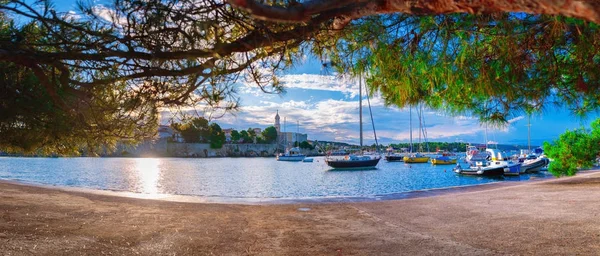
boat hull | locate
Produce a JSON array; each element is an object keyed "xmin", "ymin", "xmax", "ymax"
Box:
[
  {"xmin": 454, "ymin": 166, "xmax": 505, "ymax": 176},
  {"xmin": 385, "ymin": 155, "xmax": 404, "ymax": 162},
  {"xmin": 326, "ymin": 158, "xmax": 381, "ymax": 169},
  {"xmin": 403, "ymin": 156, "xmax": 430, "ymax": 163},
  {"xmin": 503, "ymin": 163, "xmax": 522, "ymax": 176},
  {"xmin": 431, "ymin": 158, "xmax": 457, "ymax": 165},
  {"xmin": 276, "ymin": 155, "xmax": 305, "ymax": 161},
  {"xmin": 522, "ymin": 158, "xmax": 549, "ymax": 173}
]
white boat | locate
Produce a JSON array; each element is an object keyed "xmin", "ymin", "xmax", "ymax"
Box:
[
  {"xmin": 518, "ymin": 117, "xmax": 550, "ymax": 173},
  {"xmin": 482, "ymin": 148, "xmax": 522, "ymax": 175},
  {"xmin": 302, "ymin": 157, "xmax": 314, "ymax": 162},
  {"xmin": 453, "ymin": 161, "xmax": 505, "ymax": 176},
  {"xmin": 466, "ymin": 145, "xmax": 489, "ymax": 163},
  {"xmin": 521, "ymin": 156, "xmax": 550, "ymax": 173},
  {"xmin": 276, "ymin": 147, "xmax": 306, "ymax": 161}
]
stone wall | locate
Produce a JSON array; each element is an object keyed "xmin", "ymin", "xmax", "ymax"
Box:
[
  {"xmin": 113, "ymin": 140, "xmax": 321, "ymax": 157},
  {"xmin": 166, "ymin": 143, "xmax": 279, "ymax": 157}
]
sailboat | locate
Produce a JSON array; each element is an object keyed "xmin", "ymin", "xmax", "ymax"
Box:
[
  {"xmin": 403, "ymin": 105, "xmax": 430, "ymax": 163},
  {"xmin": 520, "ymin": 115, "xmax": 549, "ymax": 173},
  {"xmin": 325, "ymin": 73, "xmax": 381, "ymax": 169}
]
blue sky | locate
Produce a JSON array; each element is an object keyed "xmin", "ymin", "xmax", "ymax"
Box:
[
  {"xmin": 28, "ymin": 0, "xmax": 600, "ymax": 146},
  {"xmin": 206, "ymin": 57, "xmax": 597, "ymax": 147}
]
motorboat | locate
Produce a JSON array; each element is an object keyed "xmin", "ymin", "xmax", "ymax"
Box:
[
  {"xmin": 385, "ymin": 153, "xmax": 404, "ymax": 162},
  {"xmin": 431, "ymin": 151, "xmax": 457, "ymax": 165},
  {"xmin": 453, "ymin": 161, "xmax": 505, "ymax": 176},
  {"xmin": 521, "ymin": 156, "xmax": 550, "ymax": 173},
  {"xmin": 466, "ymin": 145, "xmax": 489, "ymax": 163},
  {"xmin": 431, "ymin": 156, "xmax": 457, "ymax": 165},
  {"xmin": 384, "ymin": 147, "xmax": 404, "ymax": 162},
  {"xmin": 484, "ymin": 148, "xmax": 522, "ymax": 175},
  {"xmin": 276, "ymin": 147, "xmax": 306, "ymax": 161},
  {"xmin": 302, "ymin": 157, "xmax": 314, "ymax": 162}
]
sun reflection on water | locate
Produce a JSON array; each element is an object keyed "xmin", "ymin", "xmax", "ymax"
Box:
[{"xmin": 133, "ymin": 158, "xmax": 161, "ymax": 194}]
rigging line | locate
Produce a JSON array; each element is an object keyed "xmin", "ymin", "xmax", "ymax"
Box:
[
  {"xmin": 420, "ymin": 104, "xmax": 430, "ymax": 153},
  {"xmin": 364, "ymin": 76, "xmax": 379, "ymax": 151},
  {"xmin": 417, "ymin": 103, "xmax": 422, "ymax": 151}
]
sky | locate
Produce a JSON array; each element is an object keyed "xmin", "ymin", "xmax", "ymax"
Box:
[
  {"xmin": 25, "ymin": 0, "xmax": 600, "ymax": 146},
  {"xmin": 187, "ymin": 56, "xmax": 597, "ymax": 147}
]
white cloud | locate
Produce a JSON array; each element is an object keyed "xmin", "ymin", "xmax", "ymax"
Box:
[
  {"xmin": 507, "ymin": 116, "xmax": 525, "ymax": 124},
  {"xmin": 92, "ymin": 5, "xmax": 127, "ymax": 27}
]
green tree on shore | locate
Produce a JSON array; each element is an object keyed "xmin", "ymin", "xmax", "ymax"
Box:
[
  {"xmin": 299, "ymin": 141, "xmax": 314, "ymax": 150},
  {"xmin": 239, "ymin": 130, "xmax": 252, "ymax": 144},
  {"xmin": 544, "ymin": 119, "xmax": 600, "ymax": 177},
  {"xmin": 230, "ymin": 130, "xmax": 241, "ymax": 143},
  {"xmin": 208, "ymin": 123, "xmax": 226, "ymax": 149},
  {"xmin": 261, "ymin": 126, "xmax": 278, "ymax": 144},
  {"xmin": 171, "ymin": 118, "xmax": 210, "ymax": 143}
]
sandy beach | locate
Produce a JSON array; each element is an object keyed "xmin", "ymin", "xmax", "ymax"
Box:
[{"xmin": 2, "ymin": 171, "xmax": 600, "ymax": 255}]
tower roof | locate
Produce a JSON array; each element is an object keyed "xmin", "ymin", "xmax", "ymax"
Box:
[{"xmin": 275, "ymin": 110, "xmax": 280, "ymax": 119}]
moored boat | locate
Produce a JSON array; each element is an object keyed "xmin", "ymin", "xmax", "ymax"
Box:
[
  {"xmin": 403, "ymin": 153, "xmax": 430, "ymax": 163},
  {"xmin": 453, "ymin": 162, "xmax": 505, "ymax": 176},
  {"xmin": 325, "ymin": 72, "xmax": 380, "ymax": 170},
  {"xmin": 276, "ymin": 147, "xmax": 306, "ymax": 161},
  {"xmin": 385, "ymin": 154, "xmax": 404, "ymax": 162},
  {"xmin": 431, "ymin": 156, "xmax": 457, "ymax": 165},
  {"xmin": 326, "ymin": 155, "xmax": 381, "ymax": 169},
  {"xmin": 521, "ymin": 157, "xmax": 549, "ymax": 173},
  {"xmin": 485, "ymin": 148, "xmax": 522, "ymax": 175},
  {"xmin": 466, "ymin": 145, "xmax": 489, "ymax": 163}
]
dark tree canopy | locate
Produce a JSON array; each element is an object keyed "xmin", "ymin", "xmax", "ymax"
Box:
[
  {"xmin": 2, "ymin": 0, "xmax": 600, "ymax": 154},
  {"xmin": 230, "ymin": 130, "xmax": 241, "ymax": 143},
  {"xmin": 261, "ymin": 126, "xmax": 277, "ymax": 144},
  {"xmin": 171, "ymin": 117, "xmax": 210, "ymax": 143},
  {"xmin": 208, "ymin": 123, "xmax": 225, "ymax": 148}
]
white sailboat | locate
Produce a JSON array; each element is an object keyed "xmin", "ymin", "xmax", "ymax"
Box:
[{"xmin": 521, "ymin": 115, "xmax": 549, "ymax": 173}]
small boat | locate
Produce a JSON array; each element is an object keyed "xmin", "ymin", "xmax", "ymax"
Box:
[
  {"xmin": 521, "ymin": 157, "xmax": 550, "ymax": 173},
  {"xmin": 403, "ymin": 153, "xmax": 430, "ymax": 163},
  {"xmin": 385, "ymin": 154, "xmax": 404, "ymax": 162},
  {"xmin": 302, "ymin": 157, "xmax": 314, "ymax": 162},
  {"xmin": 431, "ymin": 156, "xmax": 457, "ymax": 165},
  {"xmin": 326, "ymin": 154, "xmax": 381, "ymax": 169},
  {"xmin": 276, "ymin": 147, "xmax": 306, "ymax": 161},
  {"xmin": 453, "ymin": 161, "xmax": 505, "ymax": 176},
  {"xmin": 384, "ymin": 147, "xmax": 404, "ymax": 162}
]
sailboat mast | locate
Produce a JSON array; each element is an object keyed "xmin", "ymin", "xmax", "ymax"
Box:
[
  {"xmin": 284, "ymin": 116, "xmax": 287, "ymax": 148},
  {"xmin": 528, "ymin": 115, "xmax": 531, "ymax": 152},
  {"xmin": 409, "ymin": 107, "xmax": 413, "ymax": 153},
  {"xmin": 485, "ymin": 123, "xmax": 488, "ymax": 146},
  {"xmin": 359, "ymin": 73, "xmax": 363, "ymax": 150}
]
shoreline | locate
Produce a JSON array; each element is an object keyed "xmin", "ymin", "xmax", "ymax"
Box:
[
  {"xmin": 2, "ymin": 170, "xmax": 600, "ymax": 254},
  {"xmin": 0, "ymin": 169, "xmax": 569, "ymax": 205}
]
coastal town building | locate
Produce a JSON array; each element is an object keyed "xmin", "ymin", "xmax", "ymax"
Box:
[
  {"xmin": 223, "ymin": 128, "xmax": 233, "ymax": 142},
  {"xmin": 158, "ymin": 125, "xmax": 183, "ymax": 142},
  {"xmin": 274, "ymin": 111, "xmax": 308, "ymax": 148}
]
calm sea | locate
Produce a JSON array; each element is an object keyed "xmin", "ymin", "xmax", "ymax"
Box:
[{"xmin": 0, "ymin": 157, "xmax": 551, "ymax": 200}]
